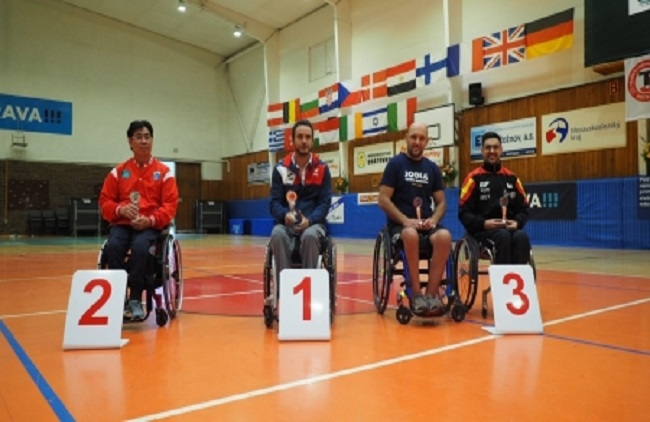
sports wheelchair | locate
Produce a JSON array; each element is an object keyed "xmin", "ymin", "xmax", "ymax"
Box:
[
  {"xmin": 262, "ymin": 232, "xmax": 337, "ymax": 328},
  {"xmin": 371, "ymin": 226, "xmax": 467, "ymax": 325},
  {"xmin": 453, "ymin": 234, "xmax": 536, "ymax": 318},
  {"xmin": 97, "ymin": 226, "xmax": 183, "ymax": 327}
]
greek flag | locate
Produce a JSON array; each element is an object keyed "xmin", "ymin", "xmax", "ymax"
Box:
[{"xmin": 269, "ymin": 129, "xmax": 284, "ymax": 152}]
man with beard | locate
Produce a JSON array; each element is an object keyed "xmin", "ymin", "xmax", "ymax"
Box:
[
  {"xmin": 269, "ymin": 119, "xmax": 333, "ymax": 279},
  {"xmin": 378, "ymin": 122, "xmax": 452, "ymax": 316},
  {"xmin": 459, "ymin": 131, "xmax": 530, "ymax": 264},
  {"xmin": 99, "ymin": 120, "xmax": 179, "ymax": 321}
]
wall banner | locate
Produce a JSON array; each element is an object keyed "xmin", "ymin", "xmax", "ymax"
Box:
[
  {"xmin": 541, "ymin": 103, "xmax": 626, "ymax": 155},
  {"xmin": 470, "ymin": 118, "xmax": 537, "ymax": 161}
]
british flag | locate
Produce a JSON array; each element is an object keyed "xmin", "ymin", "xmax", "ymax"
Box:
[{"xmin": 473, "ymin": 25, "xmax": 526, "ymax": 71}]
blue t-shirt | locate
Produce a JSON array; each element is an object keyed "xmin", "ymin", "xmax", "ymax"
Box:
[{"xmin": 380, "ymin": 152, "xmax": 444, "ymax": 225}]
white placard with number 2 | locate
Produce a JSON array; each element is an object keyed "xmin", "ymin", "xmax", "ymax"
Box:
[
  {"xmin": 483, "ymin": 265, "xmax": 543, "ymax": 335},
  {"xmin": 63, "ymin": 270, "xmax": 130, "ymax": 350},
  {"xmin": 278, "ymin": 269, "xmax": 331, "ymax": 341}
]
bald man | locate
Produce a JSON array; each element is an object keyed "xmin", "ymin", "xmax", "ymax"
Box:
[{"xmin": 378, "ymin": 122, "xmax": 452, "ymax": 316}]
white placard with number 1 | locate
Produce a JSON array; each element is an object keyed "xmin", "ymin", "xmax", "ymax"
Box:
[
  {"xmin": 278, "ymin": 269, "xmax": 331, "ymax": 341},
  {"xmin": 483, "ymin": 265, "xmax": 543, "ymax": 335},
  {"xmin": 63, "ymin": 270, "xmax": 129, "ymax": 350}
]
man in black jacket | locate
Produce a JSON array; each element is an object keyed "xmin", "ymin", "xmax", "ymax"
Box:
[{"xmin": 458, "ymin": 131, "xmax": 531, "ymax": 264}]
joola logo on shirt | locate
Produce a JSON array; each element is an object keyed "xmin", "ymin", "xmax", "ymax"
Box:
[{"xmin": 404, "ymin": 171, "xmax": 429, "ymax": 184}]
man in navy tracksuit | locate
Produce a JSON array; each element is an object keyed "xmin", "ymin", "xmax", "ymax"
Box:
[{"xmin": 269, "ymin": 120, "xmax": 332, "ymax": 277}]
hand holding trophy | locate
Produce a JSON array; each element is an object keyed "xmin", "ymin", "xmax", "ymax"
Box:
[
  {"xmin": 129, "ymin": 191, "xmax": 141, "ymax": 221},
  {"xmin": 499, "ymin": 189, "xmax": 509, "ymax": 224},
  {"xmin": 413, "ymin": 196, "xmax": 423, "ymax": 228},
  {"xmin": 286, "ymin": 191, "xmax": 302, "ymax": 226}
]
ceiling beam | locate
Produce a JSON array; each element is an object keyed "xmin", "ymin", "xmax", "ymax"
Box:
[{"xmin": 192, "ymin": 0, "xmax": 277, "ymax": 42}]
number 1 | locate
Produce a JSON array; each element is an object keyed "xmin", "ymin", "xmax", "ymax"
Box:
[{"xmin": 293, "ymin": 276, "xmax": 312, "ymax": 321}]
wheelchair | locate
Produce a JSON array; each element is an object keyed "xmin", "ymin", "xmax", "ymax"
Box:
[
  {"xmin": 371, "ymin": 226, "xmax": 467, "ymax": 325},
  {"xmin": 97, "ymin": 226, "xmax": 183, "ymax": 327},
  {"xmin": 262, "ymin": 231, "xmax": 337, "ymax": 328},
  {"xmin": 453, "ymin": 234, "xmax": 536, "ymax": 318}
]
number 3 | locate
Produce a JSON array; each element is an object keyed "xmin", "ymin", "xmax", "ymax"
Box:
[
  {"xmin": 78, "ymin": 279, "xmax": 112, "ymax": 326},
  {"xmin": 293, "ymin": 276, "xmax": 312, "ymax": 321},
  {"xmin": 503, "ymin": 273, "xmax": 530, "ymax": 315}
]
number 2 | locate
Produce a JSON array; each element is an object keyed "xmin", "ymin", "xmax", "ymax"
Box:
[
  {"xmin": 78, "ymin": 278, "xmax": 112, "ymax": 326},
  {"xmin": 503, "ymin": 273, "xmax": 530, "ymax": 315},
  {"xmin": 293, "ymin": 276, "xmax": 312, "ymax": 321}
]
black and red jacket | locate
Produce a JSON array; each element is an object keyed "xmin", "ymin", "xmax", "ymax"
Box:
[{"xmin": 458, "ymin": 162, "xmax": 529, "ymax": 235}]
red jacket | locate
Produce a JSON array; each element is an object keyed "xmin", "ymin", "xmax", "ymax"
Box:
[{"xmin": 99, "ymin": 157, "xmax": 179, "ymax": 230}]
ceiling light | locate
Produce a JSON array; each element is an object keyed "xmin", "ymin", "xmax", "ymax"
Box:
[
  {"xmin": 233, "ymin": 25, "xmax": 242, "ymax": 38},
  {"xmin": 177, "ymin": 0, "xmax": 186, "ymax": 12}
]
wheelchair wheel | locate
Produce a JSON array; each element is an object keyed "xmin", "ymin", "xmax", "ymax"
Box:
[
  {"xmin": 97, "ymin": 240, "xmax": 109, "ymax": 269},
  {"xmin": 453, "ymin": 236, "xmax": 479, "ymax": 310},
  {"xmin": 323, "ymin": 240, "xmax": 337, "ymax": 324},
  {"xmin": 529, "ymin": 251, "xmax": 537, "ymax": 283},
  {"xmin": 372, "ymin": 230, "xmax": 392, "ymax": 315},
  {"xmin": 262, "ymin": 245, "xmax": 276, "ymax": 328},
  {"xmin": 162, "ymin": 236, "xmax": 183, "ymax": 319}
]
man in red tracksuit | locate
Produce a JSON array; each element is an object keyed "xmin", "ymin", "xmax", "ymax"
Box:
[{"xmin": 99, "ymin": 120, "xmax": 179, "ymax": 321}]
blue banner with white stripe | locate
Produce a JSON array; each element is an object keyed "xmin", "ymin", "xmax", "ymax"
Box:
[{"xmin": 0, "ymin": 93, "xmax": 73, "ymax": 135}]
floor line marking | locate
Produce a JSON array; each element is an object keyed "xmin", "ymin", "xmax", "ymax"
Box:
[{"xmin": 126, "ymin": 295, "xmax": 650, "ymax": 421}]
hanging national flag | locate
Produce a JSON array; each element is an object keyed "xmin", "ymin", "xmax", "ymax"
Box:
[
  {"xmin": 387, "ymin": 60, "xmax": 417, "ymax": 96},
  {"xmin": 361, "ymin": 106, "xmax": 389, "ymax": 136},
  {"xmin": 447, "ymin": 44, "xmax": 461, "ymax": 77},
  {"xmin": 525, "ymin": 9, "xmax": 574, "ymax": 59},
  {"xmin": 283, "ymin": 99, "xmax": 300, "ymax": 124},
  {"xmin": 269, "ymin": 128, "xmax": 285, "ymax": 152},
  {"xmin": 339, "ymin": 113, "xmax": 362, "ymax": 141},
  {"xmin": 300, "ymin": 93, "xmax": 319, "ymax": 119},
  {"xmin": 387, "ymin": 97, "xmax": 417, "ymax": 132},
  {"xmin": 416, "ymin": 53, "xmax": 446, "ymax": 87},
  {"xmin": 339, "ymin": 81, "xmax": 367, "ymax": 108},
  {"xmin": 361, "ymin": 71, "xmax": 388, "ymax": 100},
  {"xmin": 319, "ymin": 83, "xmax": 340, "ymax": 114},
  {"xmin": 472, "ymin": 24, "xmax": 526, "ymax": 71},
  {"xmin": 315, "ymin": 117, "xmax": 340, "ymax": 145},
  {"xmin": 267, "ymin": 103, "xmax": 284, "ymax": 127},
  {"xmin": 283, "ymin": 127, "xmax": 294, "ymax": 152}
]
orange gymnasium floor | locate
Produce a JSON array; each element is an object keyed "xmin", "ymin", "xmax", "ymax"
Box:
[{"xmin": 0, "ymin": 234, "xmax": 649, "ymax": 421}]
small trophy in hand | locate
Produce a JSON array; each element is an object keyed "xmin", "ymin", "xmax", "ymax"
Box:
[
  {"xmin": 286, "ymin": 191, "xmax": 301, "ymax": 225},
  {"xmin": 413, "ymin": 197, "xmax": 423, "ymax": 227},
  {"xmin": 499, "ymin": 190, "xmax": 509, "ymax": 224},
  {"xmin": 129, "ymin": 191, "xmax": 140, "ymax": 221}
]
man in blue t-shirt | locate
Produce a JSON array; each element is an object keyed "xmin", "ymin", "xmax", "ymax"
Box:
[{"xmin": 378, "ymin": 122, "xmax": 452, "ymax": 316}]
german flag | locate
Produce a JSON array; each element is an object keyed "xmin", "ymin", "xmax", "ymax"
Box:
[{"xmin": 525, "ymin": 9, "xmax": 574, "ymax": 60}]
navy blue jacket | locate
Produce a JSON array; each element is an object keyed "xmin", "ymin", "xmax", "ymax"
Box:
[{"xmin": 269, "ymin": 153, "xmax": 332, "ymax": 225}]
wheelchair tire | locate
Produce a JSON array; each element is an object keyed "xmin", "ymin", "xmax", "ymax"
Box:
[
  {"xmin": 155, "ymin": 309, "xmax": 168, "ymax": 327},
  {"xmin": 530, "ymin": 252, "xmax": 537, "ymax": 283},
  {"xmin": 372, "ymin": 230, "xmax": 391, "ymax": 315},
  {"xmin": 162, "ymin": 237, "xmax": 183, "ymax": 319},
  {"xmin": 324, "ymin": 241, "xmax": 337, "ymax": 324},
  {"xmin": 396, "ymin": 306, "xmax": 412, "ymax": 325},
  {"xmin": 453, "ymin": 237, "xmax": 479, "ymax": 311}
]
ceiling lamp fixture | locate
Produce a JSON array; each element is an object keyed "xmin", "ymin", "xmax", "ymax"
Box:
[
  {"xmin": 177, "ymin": 0, "xmax": 186, "ymax": 13},
  {"xmin": 233, "ymin": 25, "xmax": 242, "ymax": 38}
]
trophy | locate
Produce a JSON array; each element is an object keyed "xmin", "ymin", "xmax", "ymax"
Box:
[
  {"xmin": 286, "ymin": 191, "xmax": 301, "ymax": 225},
  {"xmin": 413, "ymin": 197, "xmax": 423, "ymax": 224},
  {"xmin": 499, "ymin": 190, "xmax": 509, "ymax": 224},
  {"xmin": 129, "ymin": 191, "xmax": 140, "ymax": 221}
]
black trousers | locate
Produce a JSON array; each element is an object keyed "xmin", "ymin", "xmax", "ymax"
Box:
[
  {"xmin": 474, "ymin": 229, "xmax": 531, "ymax": 265},
  {"xmin": 104, "ymin": 225, "xmax": 160, "ymax": 300}
]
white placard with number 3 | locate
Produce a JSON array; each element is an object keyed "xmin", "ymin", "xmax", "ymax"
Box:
[
  {"xmin": 483, "ymin": 265, "xmax": 543, "ymax": 335},
  {"xmin": 63, "ymin": 270, "xmax": 130, "ymax": 350},
  {"xmin": 278, "ymin": 269, "xmax": 331, "ymax": 341}
]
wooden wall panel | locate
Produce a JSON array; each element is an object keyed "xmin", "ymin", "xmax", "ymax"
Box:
[
  {"xmin": 175, "ymin": 162, "xmax": 201, "ymax": 231},
  {"xmin": 458, "ymin": 77, "xmax": 637, "ymax": 184}
]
